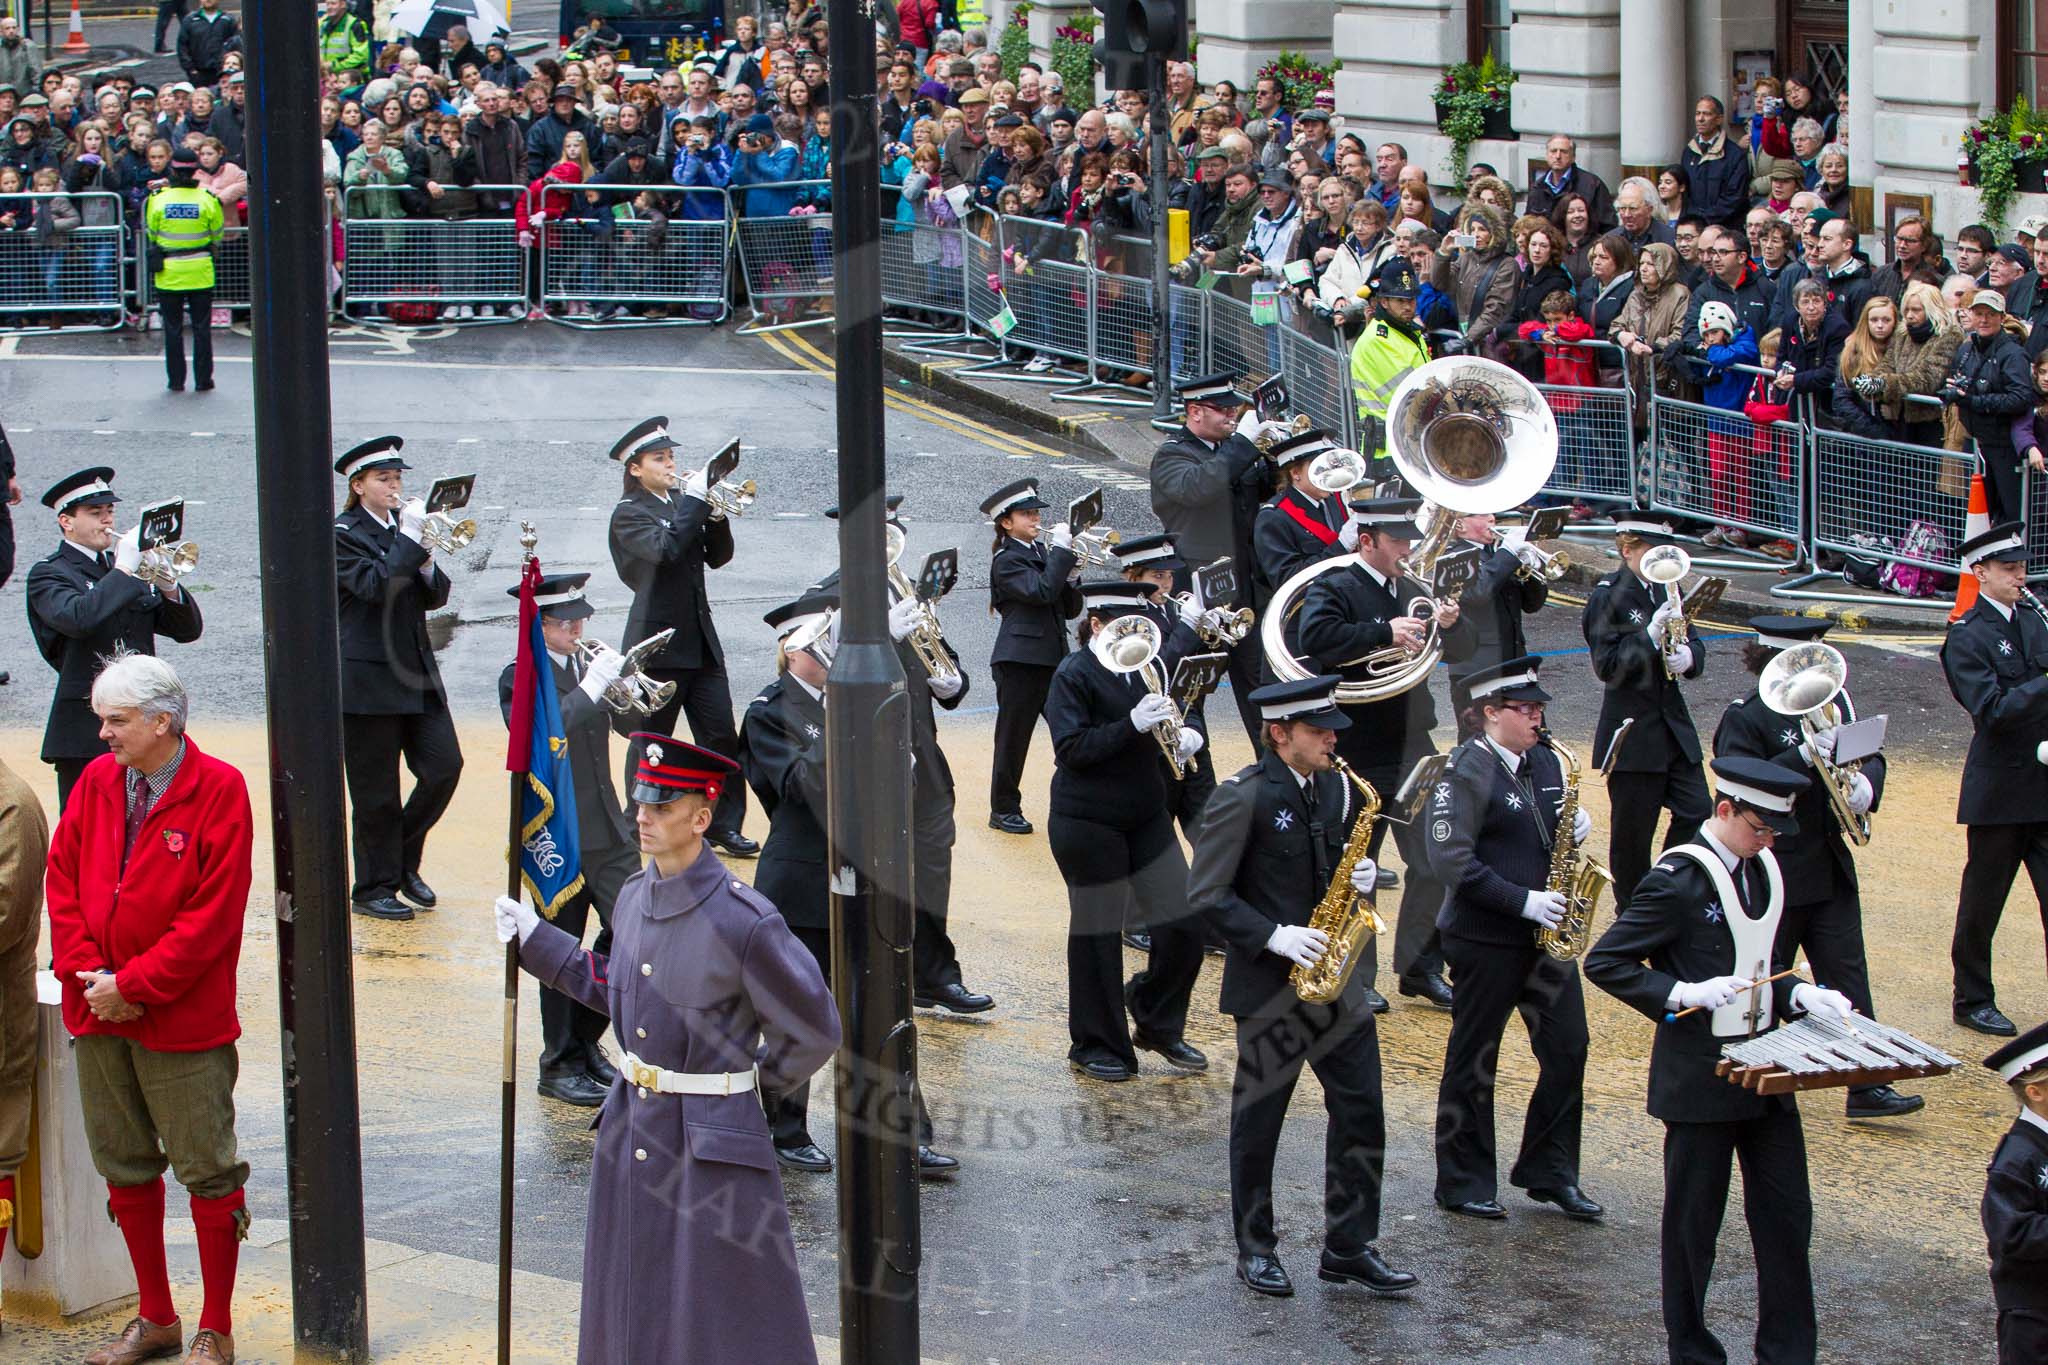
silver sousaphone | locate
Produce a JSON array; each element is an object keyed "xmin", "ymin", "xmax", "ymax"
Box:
[{"xmin": 1261, "ymin": 356, "xmax": 1557, "ymax": 704}]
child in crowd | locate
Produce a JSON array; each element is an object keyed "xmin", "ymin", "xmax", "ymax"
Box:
[
  {"xmin": 1520, "ymin": 289, "xmax": 1597, "ymax": 487},
  {"xmin": 1740, "ymin": 328, "xmax": 1801, "ymax": 559},
  {"xmin": 1688, "ymin": 299, "xmax": 1760, "ymax": 539}
]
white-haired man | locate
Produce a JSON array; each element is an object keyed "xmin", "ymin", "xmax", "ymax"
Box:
[{"xmin": 47, "ymin": 653, "xmax": 254, "ymax": 1365}]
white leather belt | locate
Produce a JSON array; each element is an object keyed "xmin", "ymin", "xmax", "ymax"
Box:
[{"xmin": 621, "ymin": 1052, "xmax": 757, "ymax": 1096}]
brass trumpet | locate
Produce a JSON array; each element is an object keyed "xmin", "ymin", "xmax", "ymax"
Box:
[{"xmin": 576, "ymin": 630, "xmax": 678, "ymax": 716}]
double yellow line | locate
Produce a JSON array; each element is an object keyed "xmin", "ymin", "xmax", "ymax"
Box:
[{"xmin": 755, "ymin": 329, "xmax": 1072, "ymax": 459}]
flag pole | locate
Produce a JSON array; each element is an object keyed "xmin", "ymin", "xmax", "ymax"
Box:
[{"xmin": 499, "ymin": 520, "xmax": 538, "ymax": 1364}]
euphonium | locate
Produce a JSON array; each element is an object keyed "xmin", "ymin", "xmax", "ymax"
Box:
[
  {"xmin": 885, "ymin": 523, "xmax": 962, "ymax": 689},
  {"xmin": 1758, "ymin": 642, "xmax": 1871, "ymax": 846},
  {"xmin": 1089, "ymin": 613, "xmax": 1187, "ymax": 776},
  {"xmin": 1534, "ymin": 731, "xmax": 1615, "ymax": 961},
  {"xmin": 1292, "ymin": 757, "xmax": 1386, "ymax": 1003},
  {"xmin": 1638, "ymin": 544, "xmax": 1728, "ymax": 680}
]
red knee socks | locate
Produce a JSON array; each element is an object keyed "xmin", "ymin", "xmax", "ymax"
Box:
[
  {"xmin": 189, "ymin": 1188, "xmax": 245, "ymax": 1337},
  {"xmin": 105, "ymin": 1178, "xmax": 176, "ymax": 1327}
]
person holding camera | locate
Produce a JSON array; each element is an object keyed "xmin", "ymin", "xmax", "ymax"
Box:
[{"xmin": 1946, "ymin": 291, "xmax": 2036, "ymax": 523}]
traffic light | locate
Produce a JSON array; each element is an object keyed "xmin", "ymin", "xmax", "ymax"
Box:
[{"xmin": 1092, "ymin": 0, "xmax": 1188, "ymax": 91}]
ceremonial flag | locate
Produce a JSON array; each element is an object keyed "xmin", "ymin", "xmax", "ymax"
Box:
[{"xmin": 506, "ymin": 555, "xmax": 583, "ymax": 916}]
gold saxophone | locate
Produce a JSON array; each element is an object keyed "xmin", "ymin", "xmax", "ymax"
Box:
[
  {"xmin": 1291, "ymin": 757, "xmax": 1386, "ymax": 1003},
  {"xmin": 1534, "ymin": 731, "xmax": 1615, "ymax": 962}
]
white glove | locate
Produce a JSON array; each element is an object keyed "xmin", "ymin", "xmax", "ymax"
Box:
[
  {"xmin": 1671, "ymin": 974, "xmax": 1752, "ymax": 1012},
  {"xmin": 679, "ymin": 468, "xmax": 710, "ymax": 503},
  {"xmin": 1572, "ymin": 807, "xmax": 1594, "ymax": 845},
  {"xmin": 1844, "ymin": 771, "xmax": 1873, "ymax": 815},
  {"xmin": 928, "ymin": 669, "xmax": 963, "ymax": 700},
  {"xmin": 113, "ymin": 526, "xmax": 142, "ymax": 575},
  {"xmin": 1265, "ymin": 922, "xmax": 1330, "ymax": 968},
  {"xmin": 1130, "ymin": 692, "xmax": 1176, "ymax": 731},
  {"xmin": 1520, "ymin": 889, "xmax": 1567, "ymax": 928},
  {"xmin": 1175, "ymin": 594, "xmax": 1207, "ymax": 630},
  {"xmin": 397, "ymin": 497, "xmax": 427, "ymax": 542},
  {"xmin": 887, "ymin": 595, "xmax": 921, "ymax": 642},
  {"xmin": 1236, "ymin": 409, "xmax": 1286, "ymax": 443},
  {"xmin": 1647, "ymin": 598, "xmax": 1676, "ymax": 648},
  {"xmin": 578, "ymin": 643, "xmax": 625, "ymax": 699},
  {"xmin": 1346, "ymin": 857, "xmax": 1379, "ymax": 896},
  {"xmin": 1496, "ymin": 525, "xmax": 1528, "ymax": 554},
  {"xmin": 494, "ymin": 894, "xmax": 540, "ymax": 945},
  {"xmin": 1049, "ymin": 521, "xmax": 1073, "ymax": 550},
  {"xmin": 518, "ymin": 229, "xmax": 536, "ymax": 249},
  {"xmin": 1174, "ymin": 727, "xmax": 1204, "ymax": 762},
  {"xmin": 1512, "ymin": 540, "xmax": 1549, "ymax": 572},
  {"xmin": 1662, "ymin": 642, "xmax": 1694, "ymax": 675},
  {"xmin": 1791, "ymin": 982, "xmax": 1854, "ymax": 1022},
  {"xmin": 1338, "ymin": 515, "xmax": 1361, "ymax": 551},
  {"xmin": 1801, "ymin": 726, "xmax": 1837, "ymax": 765}
]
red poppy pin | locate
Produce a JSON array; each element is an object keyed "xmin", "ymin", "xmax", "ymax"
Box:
[{"xmin": 163, "ymin": 829, "xmax": 188, "ymax": 858}]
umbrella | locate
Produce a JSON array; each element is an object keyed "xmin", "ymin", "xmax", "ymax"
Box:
[{"xmin": 388, "ymin": 0, "xmax": 512, "ymax": 42}]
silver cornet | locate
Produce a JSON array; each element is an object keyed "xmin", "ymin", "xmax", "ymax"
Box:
[
  {"xmin": 576, "ymin": 630, "xmax": 678, "ymax": 716},
  {"xmin": 705, "ymin": 477, "xmax": 757, "ymax": 520},
  {"xmin": 1067, "ymin": 485, "xmax": 1121, "ymax": 568},
  {"xmin": 132, "ymin": 499, "xmax": 199, "ymax": 588},
  {"xmin": 422, "ymin": 508, "xmax": 477, "ymax": 553}
]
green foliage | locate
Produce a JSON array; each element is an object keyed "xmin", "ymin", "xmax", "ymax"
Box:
[
  {"xmin": 1434, "ymin": 55, "xmax": 1517, "ymax": 182},
  {"xmin": 1965, "ymin": 98, "xmax": 2047, "ymax": 230},
  {"xmin": 1049, "ymin": 17, "xmax": 1096, "ymax": 107},
  {"xmin": 999, "ymin": 4, "xmax": 1033, "ymax": 83},
  {"xmin": 1256, "ymin": 50, "xmax": 1340, "ymax": 113}
]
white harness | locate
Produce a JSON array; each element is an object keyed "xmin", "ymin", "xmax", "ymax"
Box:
[{"xmin": 1663, "ymin": 844, "xmax": 1784, "ymax": 1038}]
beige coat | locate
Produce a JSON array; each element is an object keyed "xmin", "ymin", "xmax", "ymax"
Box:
[
  {"xmin": 1611, "ymin": 245, "xmax": 1693, "ymax": 417},
  {"xmin": 0, "ymin": 757, "xmax": 49, "ymax": 1177}
]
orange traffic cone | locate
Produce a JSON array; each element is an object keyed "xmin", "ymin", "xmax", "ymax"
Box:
[
  {"xmin": 62, "ymin": 0, "xmax": 87, "ymax": 54},
  {"xmin": 1950, "ymin": 469, "xmax": 1990, "ymax": 621}
]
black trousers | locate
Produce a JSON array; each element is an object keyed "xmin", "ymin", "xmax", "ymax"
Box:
[
  {"xmin": 1434, "ymin": 934, "xmax": 1587, "ymax": 1205},
  {"xmin": 1048, "ymin": 807, "xmax": 1204, "ymax": 1070},
  {"xmin": 1952, "ymin": 821, "xmax": 2048, "ymax": 1012},
  {"xmin": 1660, "ymin": 1107, "xmax": 1815, "ymax": 1365},
  {"xmin": 1607, "ymin": 761, "xmax": 1713, "ymax": 909},
  {"xmin": 538, "ymin": 840, "xmax": 638, "ymax": 1077},
  {"xmin": 639, "ymin": 662, "xmax": 745, "ymax": 836},
  {"xmin": 1229, "ymin": 1000, "xmax": 1384, "ymax": 1257},
  {"xmin": 1353, "ymin": 761, "xmax": 1445, "ymax": 984},
  {"xmin": 341, "ymin": 704, "xmax": 464, "ymax": 900},
  {"xmin": 911, "ymin": 794, "xmax": 963, "ymax": 991},
  {"xmin": 2000, "ymin": 1308, "xmax": 2048, "ymax": 1365},
  {"xmin": 154, "ymin": 0, "xmax": 186, "ymax": 49},
  {"xmin": 158, "ymin": 285, "xmax": 213, "ymax": 389},
  {"xmin": 1224, "ymin": 630, "xmax": 1264, "ymax": 748},
  {"xmin": 1162, "ymin": 718, "xmax": 1217, "ymax": 842},
  {"xmin": 53, "ymin": 755, "xmax": 93, "ymax": 813},
  {"xmin": 989, "ymin": 660, "xmax": 1054, "ymax": 818},
  {"xmin": 764, "ymin": 922, "xmax": 933, "ymax": 1147}
]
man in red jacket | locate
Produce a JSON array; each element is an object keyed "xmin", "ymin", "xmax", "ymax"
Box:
[{"xmin": 46, "ymin": 652, "xmax": 253, "ymax": 1365}]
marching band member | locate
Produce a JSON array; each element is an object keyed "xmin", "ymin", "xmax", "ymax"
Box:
[
  {"xmin": 1582, "ymin": 511, "xmax": 1709, "ymax": 909},
  {"xmin": 1046, "ymin": 580, "xmax": 1209, "ymax": 1081},
  {"xmin": 1118, "ymin": 531, "xmax": 1217, "ymax": 831},
  {"xmin": 494, "ymin": 737, "xmax": 840, "ymax": 1365},
  {"xmin": 26, "ymin": 467, "xmax": 204, "ymax": 809},
  {"xmin": 1981, "ymin": 1020, "xmax": 2048, "ymax": 1365},
  {"xmin": 333, "ymin": 437, "xmax": 462, "ymax": 921},
  {"xmin": 1249, "ymin": 426, "xmax": 1356, "ymax": 615},
  {"xmin": 1150, "ymin": 371, "xmax": 1279, "ymax": 743},
  {"xmin": 1427, "ymin": 657, "xmax": 1602, "ymax": 1223},
  {"xmin": 1297, "ymin": 493, "xmax": 1470, "ymax": 1011},
  {"xmin": 1447, "ymin": 512, "xmax": 1550, "ymax": 738},
  {"xmin": 1187, "ymin": 674, "xmax": 1417, "ymax": 1301},
  {"xmin": 495, "ymin": 573, "xmax": 634, "ymax": 1108},
  {"xmin": 1713, "ymin": 615, "xmax": 1918, "ymax": 1120},
  {"xmin": 982, "ymin": 477, "xmax": 1080, "ymax": 837},
  {"xmin": 740, "ymin": 592, "xmax": 959, "ymax": 1178},
  {"xmin": 1943, "ymin": 521, "xmax": 2048, "ymax": 1039},
  {"xmin": 1585, "ymin": 756, "xmax": 1854, "ymax": 1365},
  {"xmin": 818, "ymin": 496, "xmax": 993, "ymax": 1015},
  {"xmin": 607, "ymin": 416, "xmax": 756, "ymax": 858}
]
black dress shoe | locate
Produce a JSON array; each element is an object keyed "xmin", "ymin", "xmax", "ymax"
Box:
[
  {"xmin": 538, "ymin": 1071, "xmax": 608, "ymax": 1106},
  {"xmin": 987, "ymin": 812, "xmax": 1033, "ymax": 835},
  {"xmin": 168, "ymin": 382, "xmax": 185, "ymax": 392},
  {"xmin": 914, "ymin": 982, "xmax": 995, "ymax": 1014},
  {"xmin": 775, "ymin": 1142, "xmax": 832, "ymax": 1173},
  {"xmin": 1318, "ymin": 1245, "xmax": 1418, "ymax": 1295},
  {"xmin": 1235, "ymin": 1252, "xmax": 1293, "ymax": 1297},
  {"xmin": 1120, "ymin": 930, "xmax": 1152, "ymax": 952},
  {"xmin": 582, "ymin": 1044, "xmax": 618, "ymax": 1088},
  {"xmin": 398, "ymin": 873, "xmax": 437, "ymax": 909},
  {"xmin": 1957, "ymin": 1004, "xmax": 2018, "ymax": 1036},
  {"xmin": 1072, "ymin": 1056, "xmax": 1133, "ymax": 1082},
  {"xmin": 0, "ymin": 670, "xmax": 11, "ymax": 685},
  {"xmin": 1847, "ymin": 1084, "xmax": 1925, "ymax": 1119},
  {"xmin": 1527, "ymin": 1185, "xmax": 1605, "ymax": 1221},
  {"xmin": 1375, "ymin": 866, "xmax": 1399, "ymax": 890},
  {"xmin": 1363, "ymin": 986, "xmax": 1390, "ymax": 1014},
  {"xmin": 1135, "ymin": 1034, "xmax": 1208, "ymax": 1071},
  {"xmin": 351, "ymin": 896, "xmax": 413, "ymax": 921},
  {"xmin": 706, "ymin": 828, "xmax": 760, "ymax": 857},
  {"xmin": 1437, "ymin": 1196, "xmax": 1506, "ymax": 1220},
  {"xmin": 917, "ymin": 1146, "xmax": 960, "ymax": 1179},
  {"xmin": 195, "ymin": 380, "xmax": 215, "ymax": 392},
  {"xmin": 1400, "ymin": 972, "xmax": 1454, "ymax": 1010}
]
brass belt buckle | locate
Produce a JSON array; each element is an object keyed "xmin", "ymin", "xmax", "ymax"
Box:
[{"xmin": 628, "ymin": 1059, "xmax": 661, "ymax": 1091}]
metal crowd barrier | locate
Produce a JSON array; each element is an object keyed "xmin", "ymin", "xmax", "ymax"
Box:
[
  {"xmin": 337, "ymin": 184, "xmax": 527, "ymax": 326},
  {"xmin": 1646, "ymin": 388, "xmax": 1808, "ymax": 565},
  {"xmin": 137, "ymin": 225, "xmax": 253, "ymax": 319},
  {"xmin": 538, "ymin": 183, "xmax": 731, "ymax": 328},
  {"xmin": 0, "ymin": 192, "xmax": 127, "ymax": 334},
  {"xmin": 879, "ymin": 198, "xmax": 969, "ymax": 340},
  {"xmin": 731, "ymin": 179, "xmax": 834, "ymax": 334}
]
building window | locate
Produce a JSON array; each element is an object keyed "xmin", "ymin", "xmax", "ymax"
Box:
[
  {"xmin": 1467, "ymin": 0, "xmax": 1510, "ymax": 68},
  {"xmin": 2008, "ymin": 1, "xmax": 2048, "ymax": 109}
]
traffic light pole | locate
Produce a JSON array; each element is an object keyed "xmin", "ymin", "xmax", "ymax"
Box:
[{"xmin": 1148, "ymin": 54, "xmax": 1172, "ymax": 425}]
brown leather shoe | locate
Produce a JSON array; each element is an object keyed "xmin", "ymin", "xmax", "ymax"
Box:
[
  {"xmin": 183, "ymin": 1329, "xmax": 234, "ymax": 1364},
  {"xmin": 82, "ymin": 1315, "xmax": 182, "ymax": 1364}
]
